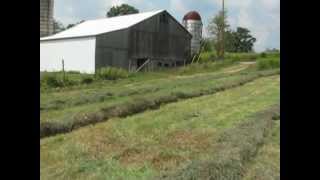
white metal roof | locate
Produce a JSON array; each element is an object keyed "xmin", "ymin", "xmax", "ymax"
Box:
[{"xmin": 41, "ymin": 9, "xmax": 165, "ymax": 41}]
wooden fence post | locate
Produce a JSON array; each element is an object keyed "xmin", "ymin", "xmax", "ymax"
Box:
[{"xmin": 62, "ymin": 59, "xmax": 65, "ymax": 82}]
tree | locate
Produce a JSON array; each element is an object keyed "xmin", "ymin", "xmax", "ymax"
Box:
[
  {"xmin": 53, "ymin": 19, "xmax": 65, "ymax": 34},
  {"xmin": 224, "ymin": 30, "xmax": 236, "ymax": 52},
  {"xmin": 232, "ymin": 27, "xmax": 256, "ymax": 52},
  {"xmin": 207, "ymin": 10, "xmax": 229, "ymax": 59},
  {"xmin": 106, "ymin": 4, "xmax": 139, "ymax": 17},
  {"xmin": 65, "ymin": 20, "xmax": 85, "ymax": 29},
  {"xmin": 201, "ymin": 38, "xmax": 214, "ymax": 52},
  {"xmin": 219, "ymin": 27, "xmax": 257, "ymax": 53}
]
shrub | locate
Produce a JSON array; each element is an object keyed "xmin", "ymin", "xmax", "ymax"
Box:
[
  {"xmin": 226, "ymin": 53, "xmax": 259, "ymax": 61},
  {"xmin": 96, "ymin": 67, "xmax": 129, "ymax": 80},
  {"xmin": 260, "ymin": 52, "xmax": 267, "ymax": 58},
  {"xmin": 62, "ymin": 78, "xmax": 78, "ymax": 86},
  {"xmin": 41, "ymin": 72, "xmax": 79, "ymax": 88},
  {"xmin": 81, "ymin": 77, "xmax": 94, "ymax": 84},
  {"xmin": 198, "ymin": 52, "xmax": 216, "ymax": 63},
  {"xmin": 41, "ymin": 74, "xmax": 63, "ymax": 88},
  {"xmin": 257, "ymin": 58, "xmax": 280, "ymax": 70}
]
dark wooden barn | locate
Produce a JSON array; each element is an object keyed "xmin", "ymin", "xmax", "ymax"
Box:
[{"xmin": 40, "ymin": 10, "xmax": 192, "ymax": 73}]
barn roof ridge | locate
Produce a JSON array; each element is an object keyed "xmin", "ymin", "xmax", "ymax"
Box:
[{"xmin": 40, "ymin": 9, "xmax": 167, "ymax": 41}]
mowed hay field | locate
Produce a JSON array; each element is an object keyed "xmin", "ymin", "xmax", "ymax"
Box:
[
  {"xmin": 40, "ymin": 61, "xmax": 279, "ymax": 138},
  {"xmin": 40, "ymin": 72, "xmax": 280, "ymax": 180}
]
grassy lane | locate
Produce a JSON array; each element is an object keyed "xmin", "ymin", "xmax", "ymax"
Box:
[{"xmin": 41, "ymin": 75, "xmax": 280, "ymax": 180}]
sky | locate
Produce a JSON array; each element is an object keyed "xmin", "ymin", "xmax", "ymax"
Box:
[{"xmin": 54, "ymin": 0, "xmax": 280, "ymax": 52}]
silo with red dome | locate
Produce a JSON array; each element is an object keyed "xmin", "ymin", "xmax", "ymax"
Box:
[{"xmin": 182, "ymin": 11, "xmax": 203, "ymax": 55}]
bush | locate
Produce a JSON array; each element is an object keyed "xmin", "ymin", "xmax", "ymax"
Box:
[
  {"xmin": 62, "ymin": 78, "xmax": 78, "ymax": 86},
  {"xmin": 41, "ymin": 74, "xmax": 63, "ymax": 88},
  {"xmin": 198, "ymin": 52, "xmax": 216, "ymax": 63},
  {"xmin": 96, "ymin": 67, "xmax": 129, "ymax": 80},
  {"xmin": 226, "ymin": 53, "xmax": 259, "ymax": 61},
  {"xmin": 260, "ymin": 52, "xmax": 267, "ymax": 58},
  {"xmin": 81, "ymin": 77, "xmax": 94, "ymax": 84},
  {"xmin": 257, "ymin": 58, "xmax": 280, "ymax": 70},
  {"xmin": 41, "ymin": 72, "xmax": 78, "ymax": 88}
]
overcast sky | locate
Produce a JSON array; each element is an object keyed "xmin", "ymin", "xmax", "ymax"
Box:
[{"xmin": 54, "ymin": 0, "xmax": 280, "ymax": 52}]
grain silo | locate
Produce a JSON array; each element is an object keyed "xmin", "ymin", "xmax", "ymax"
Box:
[
  {"xmin": 182, "ymin": 11, "xmax": 203, "ymax": 55},
  {"xmin": 40, "ymin": 0, "xmax": 54, "ymax": 37}
]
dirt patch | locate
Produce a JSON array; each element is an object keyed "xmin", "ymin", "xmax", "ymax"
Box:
[
  {"xmin": 240, "ymin": 61, "xmax": 257, "ymax": 65},
  {"xmin": 117, "ymin": 147, "xmax": 145, "ymax": 165},
  {"xmin": 151, "ymin": 152, "xmax": 186, "ymax": 170},
  {"xmin": 165, "ymin": 131, "xmax": 213, "ymax": 152},
  {"xmin": 224, "ymin": 63, "xmax": 254, "ymax": 74}
]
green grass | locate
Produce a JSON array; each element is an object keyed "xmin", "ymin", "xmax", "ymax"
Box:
[{"xmin": 41, "ymin": 75, "xmax": 280, "ymax": 179}]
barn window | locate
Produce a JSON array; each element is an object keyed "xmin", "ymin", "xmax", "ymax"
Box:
[{"xmin": 160, "ymin": 14, "xmax": 168, "ymax": 24}]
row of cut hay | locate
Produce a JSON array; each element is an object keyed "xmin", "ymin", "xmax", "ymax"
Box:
[
  {"xmin": 158, "ymin": 105, "xmax": 280, "ymax": 180},
  {"xmin": 40, "ymin": 68, "xmax": 240, "ymax": 112},
  {"xmin": 40, "ymin": 70, "xmax": 279, "ymax": 138}
]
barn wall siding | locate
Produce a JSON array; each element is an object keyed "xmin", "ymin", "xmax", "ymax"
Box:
[
  {"xmin": 95, "ymin": 29, "xmax": 130, "ymax": 70},
  {"xmin": 40, "ymin": 37, "xmax": 96, "ymax": 73},
  {"xmin": 129, "ymin": 12, "xmax": 191, "ymax": 62}
]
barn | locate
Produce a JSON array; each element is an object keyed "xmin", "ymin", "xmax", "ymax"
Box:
[{"xmin": 40, "ymin": 10, "xmax": 192, "ymax": 74}]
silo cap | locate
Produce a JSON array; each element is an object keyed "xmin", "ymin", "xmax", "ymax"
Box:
[{"xmin": 183, "ymin": 11, "xmax": 202, "ymax": 21}]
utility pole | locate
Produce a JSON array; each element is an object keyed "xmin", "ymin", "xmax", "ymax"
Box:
[{"xmin": 221, "ymin": 0, "xmax": 225, "ymax": 60}]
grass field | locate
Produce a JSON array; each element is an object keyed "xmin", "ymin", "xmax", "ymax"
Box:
[
  {"xmin": 41, "ymin": 74, "xmax": 280, "ymax": 179},
  {"xmin": 40, "ymin": 61, "xmax": 280, "ymax": 137},
  {"xmin": 40, "ymin": 54, "xmax": 280, "ymax": 179}
]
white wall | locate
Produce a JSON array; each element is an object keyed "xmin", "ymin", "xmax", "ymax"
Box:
[{"xmin": 40, "ymin": 37, "xmax": 96, "ymax": 74}]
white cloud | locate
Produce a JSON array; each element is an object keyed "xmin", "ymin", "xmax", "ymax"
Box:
[
  {"xmin": 169, "ymin": 0, "xmax": 188, "ymax": 14},
  {"xmin": 261, "ymin": 0, "xmax": 280, "ymax": 10}
]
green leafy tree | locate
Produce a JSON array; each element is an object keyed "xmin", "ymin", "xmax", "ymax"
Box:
[
  {"xmin": 232, "ymin": 27, "xmax": 256, "ymax": 52},
  {"xmin": 201, "ymin": 38, "xmax": 214, "ymax": 52},
  {"xmin": 106, "ymin": 4, "xmax": 139, "ymax": 17},
  {"xmin": 224, "ymin": 30, "xmax": 236, "ymax": 52},
  {"xmin": 207, "ymin": 10, "xmax": 229, "ymax": 59},
  {"xmin": 223, "ymin": 27, "xmax": 257, "ymax": 53},
  {"xmin": 66, "ymin": 20, "xmax": 85, "ymax": 29},
  {"xmin": 53, "ymin": 19, "xmax": 65, "ymax": 34}
]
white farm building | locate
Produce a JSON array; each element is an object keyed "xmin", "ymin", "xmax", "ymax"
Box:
[{"xmin": 40, "ymin": 10, "xmax": 192, "ymax": 74}]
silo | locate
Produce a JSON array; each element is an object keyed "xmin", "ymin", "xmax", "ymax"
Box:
[
  {"xmin": 40, "ymin": 0, "xmax": 54, "ymax": 37},
  {"xmin": 182, "ymin": 11, "xmax": 203, "ymax": 55}
]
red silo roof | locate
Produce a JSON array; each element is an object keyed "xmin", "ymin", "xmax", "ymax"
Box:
[{"xmin": 183, "ymin": 11, "xmax": 202, "ymax": 21}]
